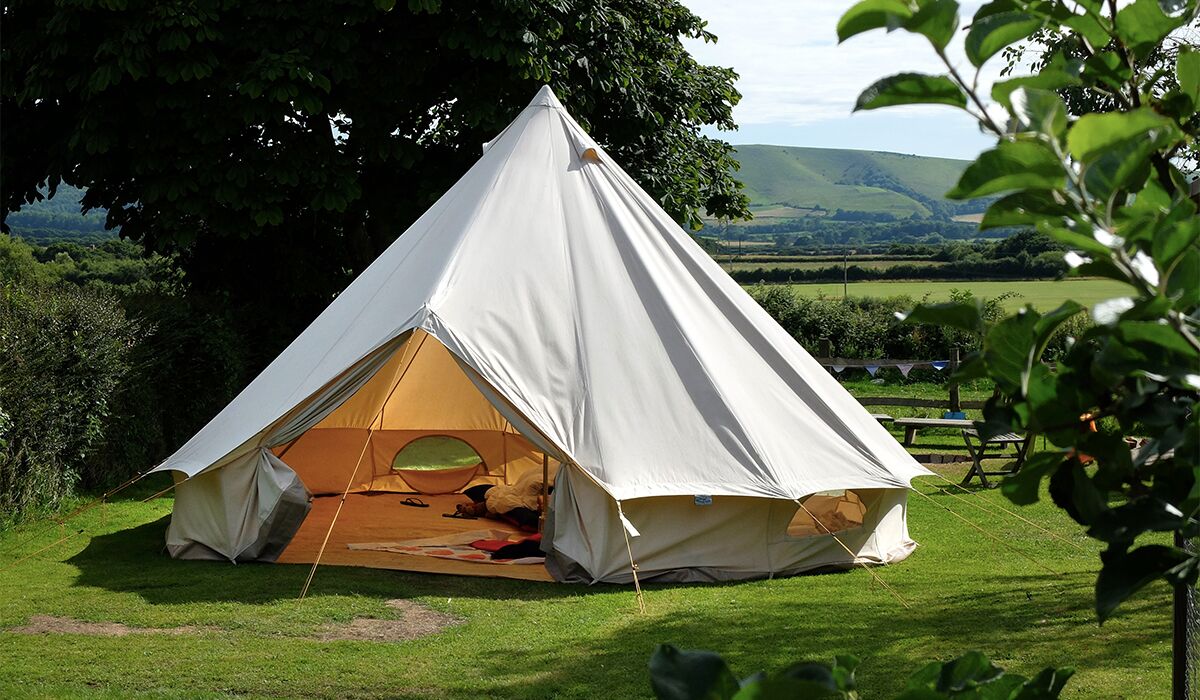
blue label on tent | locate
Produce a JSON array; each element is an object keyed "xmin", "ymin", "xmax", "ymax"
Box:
[{"xmin": 694, "ymin": 495, "xmax": 712, "ymax": 506}]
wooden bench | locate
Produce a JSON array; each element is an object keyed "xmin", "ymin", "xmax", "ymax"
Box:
[
  {"xmin": 892, "ymin": 417, "xmax": 974, "ymax": 446},
  {"xmin": 961, "ymin": 429, "xmax": 1029, "ymax": 487},
  {"xmin": 871, "ymin": 413, "xmax": 895, "ymax": 424}
]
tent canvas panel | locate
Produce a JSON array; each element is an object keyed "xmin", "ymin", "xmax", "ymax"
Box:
[{"xmin": 547, "ymin": 465, "xmax": 915, "ymax": 584}]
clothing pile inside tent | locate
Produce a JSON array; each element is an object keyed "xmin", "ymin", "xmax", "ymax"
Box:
[{"xmin": 154, "ymin": 86, "xmax": 931, "ymax": 584}]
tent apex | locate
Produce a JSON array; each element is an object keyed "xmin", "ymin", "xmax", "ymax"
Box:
[{"xmin": 529, "ymin": 84, "xmax": 564, "ymax": 109}]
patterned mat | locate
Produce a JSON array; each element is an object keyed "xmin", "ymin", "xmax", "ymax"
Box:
[{"xmin": 348, "ymin": 529, "xmax": 544, "ymax": 565}]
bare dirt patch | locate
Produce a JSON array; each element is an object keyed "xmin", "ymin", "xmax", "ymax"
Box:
[
  {"xmin": 316, "ymin": 599, "xmax": 463, "ymax": 642},
  {"xmin": 11, "ymin": 615, "xmax": 210, "ymax": 636}
]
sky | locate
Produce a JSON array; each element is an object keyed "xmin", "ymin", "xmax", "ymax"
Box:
[{"xmin": 682, "ymin": 0, "xmax": 1002, "ymax": 161}]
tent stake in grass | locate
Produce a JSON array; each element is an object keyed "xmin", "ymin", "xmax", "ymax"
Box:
[{"xmin": 616, "ymin": 501, "xmax": 647, "ymax": 614}]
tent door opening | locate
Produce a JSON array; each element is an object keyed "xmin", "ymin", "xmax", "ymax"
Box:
[{"xmin": 271, "ymin": 329, "xmax": 557, "ymax": 581}]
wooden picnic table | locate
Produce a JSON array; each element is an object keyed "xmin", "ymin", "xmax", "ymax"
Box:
[
  {"xmin": 893, "ymin": 417, "xmax": 974, "ymax": 446},
  {"xmin": 961, "ymin": 429, "xmax": 1029, "ymax": 487}
]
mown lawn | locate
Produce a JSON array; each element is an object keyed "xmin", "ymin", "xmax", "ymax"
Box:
[{"xmin": 0, "ymin": 462, "xmax": 1170, "ymax": 699}]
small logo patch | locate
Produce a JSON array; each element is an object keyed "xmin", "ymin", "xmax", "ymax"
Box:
[{"xmin": 694, "ymin": 495, "xmax": 712, "ymax": 506}]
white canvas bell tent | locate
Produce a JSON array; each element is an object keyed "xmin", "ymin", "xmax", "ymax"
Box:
[{"xmin": 153, "ymin": 86, "xmax": 932, "ymax": 584}]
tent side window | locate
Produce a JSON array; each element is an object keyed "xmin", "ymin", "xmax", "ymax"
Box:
[{"xmin": 785, "ymin": 490, "xmax": 867, "ymax": 538}]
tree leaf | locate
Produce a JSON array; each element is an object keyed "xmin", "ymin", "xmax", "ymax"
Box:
[
  {"xmin": 1062, "ymin": 12, "xmax": 1112, "ymax": 49},
  {"xmin": 947, "ymin": 140, "xmax": 1065, "ymax": 199},
  {"xmin": 935, "ymin": 651, "xmax": 1004, "ymax": 691},
  {"xmin": 965, "ymin": 11, "xmax": 1044, "ymax": 67},
  {"xmin": 1002, "ymin": 451, "xmax": 1065, "ymax": 505},
  {"xmin": 1008, "ymin": 87, "xmax": 1068, "ymax": 138},
  {"xmin": 854, "ymin": 73, "xmax": 967, "ymax": 111},
  {"xmin": 991, "ymin": 53, "xmax": 1084, "ymax": 110},
  {"xmin": 1066, "ymin": 107, "xmax": 1182, "ymax": 163},
  {"xmin": 837, "ymin": 0, "xmax": 914, "ymax": 43},
  {"xmin": 980, "ymin": 192, "xmax": 1073, "ymax": 229},
  {"xmin": 1179, "ymin": 47, "xmax": 1200, "ymax": 104},
  {"xmin": 1081, "ymin": 136, "xmax": 1158, "ymax": 201},
  {"xmin": 649, "ymin": 645, "xmax": 741, "ymax": 700},
  {"xmin": 898, "ymin": 300, "xmax": 985, "ymax": 333},
  {"xmin": 1014, "ymin": 667, "xmax": 1076, "ymax": 699},
  {"xmin": 983, "ymin": 309, "xmax": 1039, "ymax": 395},
  {"xmin": 1114, "ymin": 0, "xmax": 1194, "ymax": 60},
  {"xmin": 1153, "ymin": 216, "xmax": 1200, "ymax": 270},
  {"xmin": 1096, "ymin": 544, "xmax": 1189, "ymax": 621},
  {"xmin": 904, "ymin": 0, "xmax": 960, "ymax": 51},
  {"xmin": 1118, "ymin": 320, "xmax": 1200, "ymax": 356}
]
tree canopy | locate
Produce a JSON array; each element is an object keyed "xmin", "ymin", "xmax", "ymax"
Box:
[{"xmin": 2, "ymin": 0, "xmax": 749, "ymax": 325}]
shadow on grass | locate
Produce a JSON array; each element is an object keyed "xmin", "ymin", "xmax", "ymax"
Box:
[
  {"xmin": 68, "ymin": 516, "xmax": 636, "ymax": 605},
  {"xmin": 453, "ymin": 574, "xmax": 1166, "ymax": 699}
]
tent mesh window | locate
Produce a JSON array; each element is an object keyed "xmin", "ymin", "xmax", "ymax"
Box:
[
  {"xmin": 786, "ymin": 491, "xmax": 866, "ymax": 538},
  {"xmin": 390, "ymin": 435, "xmax": 483, "ymax": 495}
]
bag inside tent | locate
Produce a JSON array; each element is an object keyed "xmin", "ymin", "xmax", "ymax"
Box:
[{"xmin": 269, "ymin": 329, "xmax": 561, "ymax": 582}]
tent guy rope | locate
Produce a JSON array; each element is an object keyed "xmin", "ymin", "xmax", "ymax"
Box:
[
  {"xmin": 924, "ymin": 473, "xmax": 1085, "ymax": 551},
  {"xmin": 908, "ymin": 488, "xmax": 1064, "ymax": 578},
  {"xmin": 297, "ymin": 333, "xmax": 427, "ymax": 603},
  {"xmin": 794, "ymin": 499, "xmax": 910, "ymax": 609}
]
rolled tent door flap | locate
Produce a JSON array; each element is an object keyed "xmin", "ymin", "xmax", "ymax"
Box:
[{"xmin": 167, "ymin": 449, "xmax": 310, "ymax": 562}]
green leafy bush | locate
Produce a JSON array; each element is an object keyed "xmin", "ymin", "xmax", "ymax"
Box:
[
  {"xmin": 748, "ymin": 285, "xmax": 1048, "ymax": 367},
  {"xmin": 0, "ymin": 280, "xmax": 142, "ymax": 521}
]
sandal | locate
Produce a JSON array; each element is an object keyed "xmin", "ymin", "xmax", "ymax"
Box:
[
  {"xmin": 442, "ymin": 511, "xmax": 477, "ymax": 519},
  {"xmin": 400, "ymin": 497, "xmax": 429, "ymax": 508}
]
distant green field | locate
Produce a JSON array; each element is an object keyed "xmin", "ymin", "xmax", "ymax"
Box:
[{"xmin": 773, "ymin": 278, "xmax": 1132, "ymax": 311}]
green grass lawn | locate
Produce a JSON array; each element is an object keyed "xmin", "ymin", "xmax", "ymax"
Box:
[
  {"xmin": 776, "ymin": 278, "xmax": 1132, "ymax": 311},
  {"xmin": 0, "ymin": 465, "xmax": 1170, "ymax": 699}
]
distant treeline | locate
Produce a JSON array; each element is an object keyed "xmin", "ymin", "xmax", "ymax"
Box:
[
  {"xmin": 729, "ymin": 257, "xmax": 1064, "ymax": 284},
  {"xmin": 705, "ymin": 217, "xmax": 1006, "ymax": 246},
  {"xmin": 728, "ymin": 230, "xmax": 1064, "ymax": 283}
]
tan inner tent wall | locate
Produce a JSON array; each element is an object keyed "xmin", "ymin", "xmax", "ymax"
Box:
[{"xmin": 276, "ymin": 329, "xmax": 546, "ymax": 495}]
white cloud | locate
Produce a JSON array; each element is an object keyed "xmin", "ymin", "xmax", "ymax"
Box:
[{"xmin": 683, "ymin": 0, "xmax": 1005, "ymax": 128}]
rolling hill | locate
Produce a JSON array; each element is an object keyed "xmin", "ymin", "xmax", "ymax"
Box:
[{"xmin": 728, "ymin": 145, "xmax": 980, "ymax": 223}]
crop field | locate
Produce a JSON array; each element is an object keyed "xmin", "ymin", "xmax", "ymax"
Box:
[{"xmin": 775, "ymin": 278, "xmax": 1132, "ymax": 311}]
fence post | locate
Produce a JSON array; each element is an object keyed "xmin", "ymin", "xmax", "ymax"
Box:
[
  {"xmin": 819, "ymin": 338, "xmax": 832, "ymax": 375},
  {"xmin": 948, "ymin": 347, "xmax": 961, "ymax": 413}
]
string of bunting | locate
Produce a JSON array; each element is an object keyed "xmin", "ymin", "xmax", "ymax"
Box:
[{"xmin": 822, "ymin": 359, "xmax": 949, "ymax": 377}]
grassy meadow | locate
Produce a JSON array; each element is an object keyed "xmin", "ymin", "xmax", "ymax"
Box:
[
  {"xmin": 776, "ymin": 278, "xmax": 1132, "ymax": 311},
  {"xmin": 0, "ymin": 464, "xmax": 1169, "ymax": 699}
]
